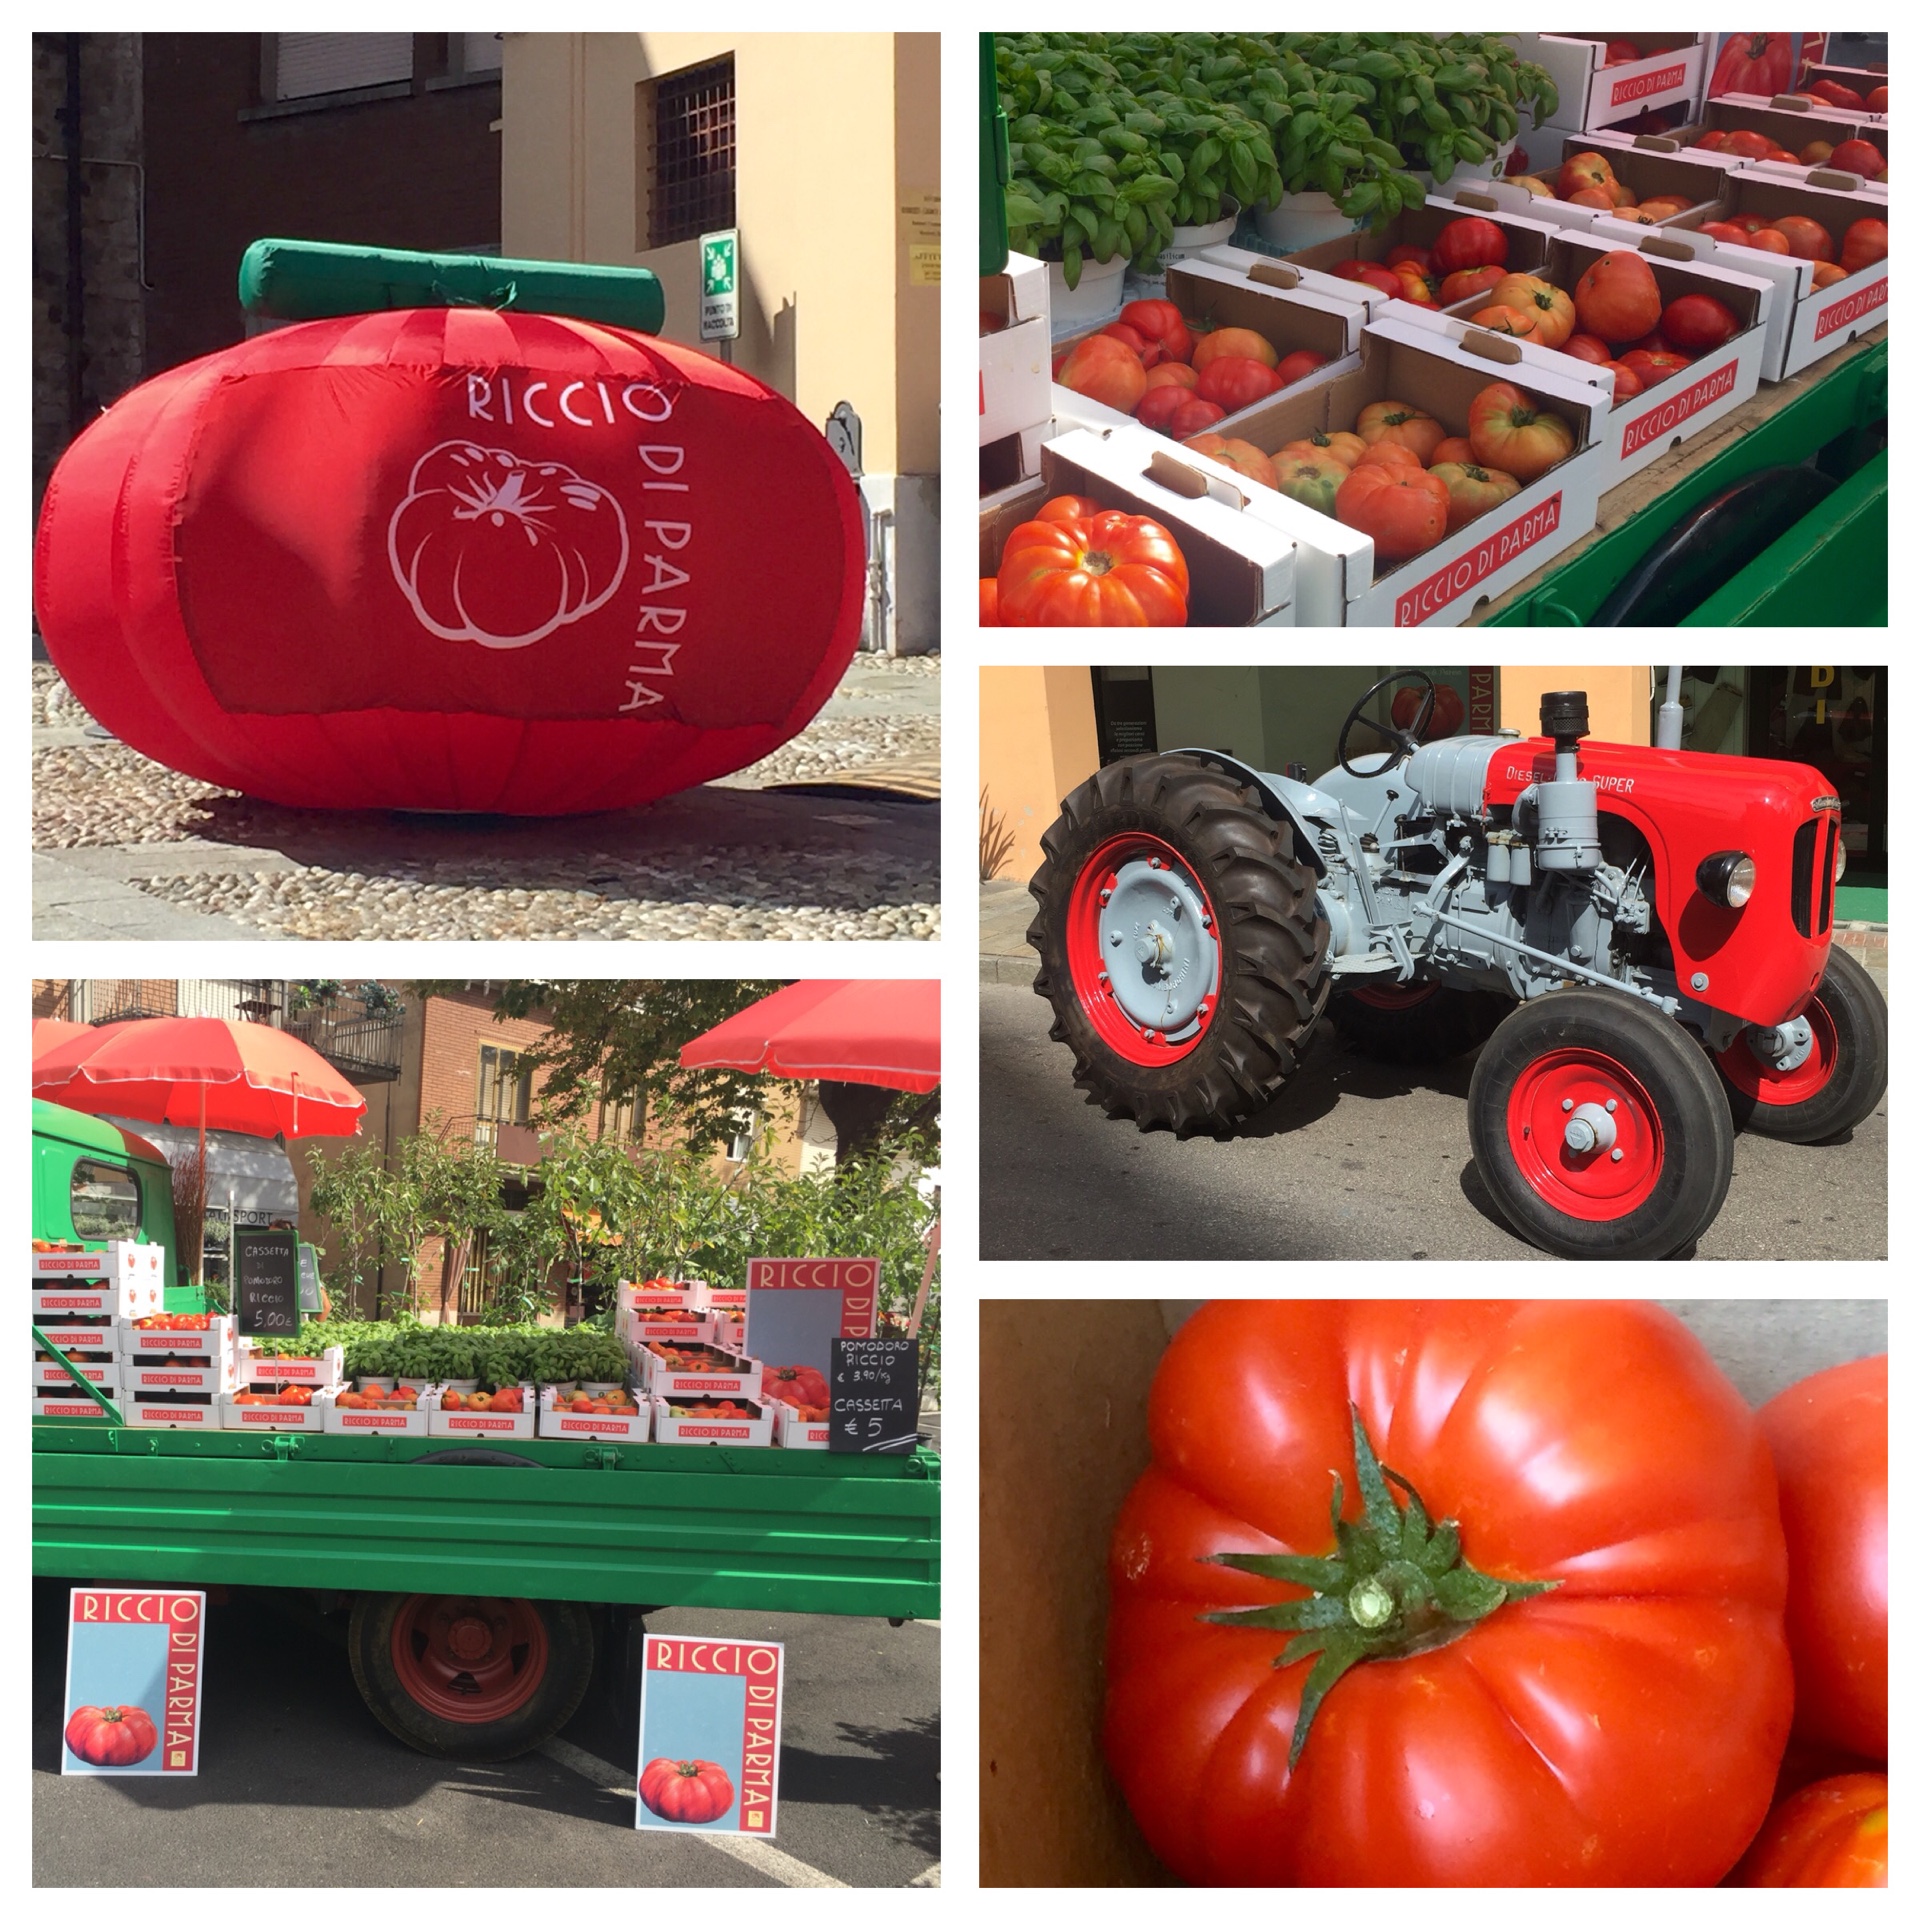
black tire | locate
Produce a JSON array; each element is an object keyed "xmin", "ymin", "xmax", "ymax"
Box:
[
  {"xmin": 348, "ymin": 1590, "xmax": 597, "ymax": 1761},
  {"xmin": 1328, "ymin": 981, "xmax": 1510, "ymax": 1064},
  {"xmin": 1027, "ymin": 754, "xmax": 1329, "ymax": 1136},
  {"xmin": 1467, "ymin": 989, "xmax": 1735, "ymax": 1260},
  {"xmin": 1715, "ymin": 946, "xmax": 1888, "ymax": 1144}
]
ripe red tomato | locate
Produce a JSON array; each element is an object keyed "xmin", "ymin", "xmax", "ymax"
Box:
[
  {"xmin": 1331, "ymin": 259, "xmax": 1405, "ymax": 297},
  {"xmin": 1602, "ymin": 39, "xmax": 1642, "ymax": 65},
  {"xmin": 1620, "ymin": 347, "xmax": 1694, "ymax": 388},
  {"xmin": 1135, "ymin": 384, "xmax": 1202, "ymax": 434},
  {"xmin": 1118, "ymin": 298, "xmax": 1195, "ymax": 365},
  {"xmin": 1100, "ymin": 320, "xmax": 1166, "ymax": 369},
  {"xmin": 1557, "ymin": 151, "xmax": 1617, "ymax": 199},
  {"xmin": 1165, "ymin": 397, "xmax": 1227, "ymax": 439},
  {"xmin": 1390, "ymin": 682, "xmax": 1467, "ymax": 736},
  {"xmin": 1427, "ymin": 435, "xmax": 1474, "ymax": 467},
  {"xmin": 1354, "ymin": 400, "xmax": 1445, "ymax": 465},
  {"xmin": 1721, "ymin": 129, "xmax": 1778, "ymax": 162},
  {"xmin": 1428, "ymin": 460, "xmax": 1521, "ymax": 534},
  {"xmin": 997, "ymin": 512, "xmax": 1189, "ymax": 627},
  {"xmin": 1743, "ymin": 227, "xmax": 1794, "ymax": 255},
  {"xmin": 1840, "ymin": 219, "xmax": 1889, "ymax": 274},
  {"xmin": 1142, "ymin": 363, "xmax": 1199, "ymax": 399},
  {"xmin": 1183, "ymin": 435, "xmax": 1280, "ymax": 492},
  {"xmin": 1056, "ymin": 334, "xmax": 1148, "ymax": 414},
  {"xmin": 1758, "ymin": 1354, "xmax": 1886, "ymax": 1759},
  {"xmin": 1437, "ymin": 264, "xmax": 1504, "ymax": 306},
  {"xmin": 1104, "ymin": 1300, "xmax": 1792, "ymax": 1887},
  {"xmin": 1274, "ymin": 349, "xmax": 1330, "ymax": 387},
  {"xmin": 1828, "ymin": 138, "xmax": 1886, "ymax": 178},
  {"xmin": 1806, "ymin": 78, "xmax": 1866, "ymax": 111},
  {"xmin": 1572, "ymin": 248, "xmax": 1664, "ymax": 344},
  {"xmin": 1694, "ymin": 130, "xmax": 1731, "ymax": 152},
  {"xmin": 1035, "ymin": 495, "xmax": 1105, "ymax": 526},
  {"xmin": 1603, "ymin": 360, "xmax": 1645, "ymax": 400},
  {"xmin": 1867, "ymin": 85, "xmax": 1888, "ymax": 113},
  {"xmin": 1389, "ymin": 263, "xmax": 1439, "ymax": 307},
  {"xmin": 1709, "ymin": 33, "xmax": 1794, "ymax": 97},
  {"xmin": 1731, "ymin": 1774, "xmax": 1888, "ymax": 1887},
  {"xmin": 1194, "ymin": 355, "xmax": 1285, "ymax": 411},
  {"xmin": 1560, "ymin": 332, "xmax": 1614, "ymax": 365},
  {"xmin": 65, "ymin": 1704, "xmax": 159, "ymax": 1768},
  {"xmin": 1429, "ymin": 217, "xmax": 1509, "ymax": 276},
  {"xmin": 1383, "ymin": 244, "xmax": 1432, "ymax": 272},
  {"xmin": 1698, "ymin": 220, "xmax": 1756, "ymax": 247},
  {"xmin": 1333, "ymin": 464, "xmax": 1450, "ymax": 562},
  {"xmin": 1467, "ymin": 381, "xmax": 1576, "ymax": 481},
  {"xmin": 638, "ymin": 1756, "xmax": 735, "ymax": 1824},
  {"xmin": 1770, "ymin": 216, "xmax": 1835, "ymax": 263},
  {"xmin": 1660, "ymin": 293, "xmax": 1742, "ymax": 352},
  {"xmin": 1190, "ymin": 327, "xmax": 1278, "ymax": 374}
]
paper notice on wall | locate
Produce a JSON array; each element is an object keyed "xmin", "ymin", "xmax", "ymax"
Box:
[{"xmin": 900, "ymin": 190, "xmax": 940, "ymax": 286}]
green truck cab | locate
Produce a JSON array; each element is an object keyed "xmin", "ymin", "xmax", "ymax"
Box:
[{"xmin": 32, "ymin": 1097, "xmax": 939, "ymax": 1759}]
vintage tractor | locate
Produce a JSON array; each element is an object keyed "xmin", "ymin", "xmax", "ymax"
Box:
[{"xmin": 1027, "ymin": 672, "xmax": 1886, "ymax": 1259}]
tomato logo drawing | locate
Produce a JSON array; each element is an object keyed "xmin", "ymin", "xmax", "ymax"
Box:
[{"xmin": 387, "ymin": 442, "xmax": 630, "ymax": 650}]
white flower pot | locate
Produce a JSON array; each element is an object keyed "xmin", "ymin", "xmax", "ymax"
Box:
[
  {"xmin": 1046, "ymin": 250, "xmax": 1128, "ymax": 336},
  {"xmin": 1253, "ymin": 191, "xmax": 1358, "ymax": 251},
  {"xmin": 1123, "ymin": 204, "xmax": 1241, "ymax": 302}
]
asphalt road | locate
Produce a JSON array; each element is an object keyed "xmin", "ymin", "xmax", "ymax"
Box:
[
  {"xmin": 979, "ymin": 978, "xmax": 1888, "ymax": 1262},
  {"xmin": 33, "ymin": 1582, "xmax": 939, "ymax": 1887}
]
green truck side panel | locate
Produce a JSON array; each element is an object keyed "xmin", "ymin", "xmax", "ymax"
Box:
[
  {"xmin": 239, "ymin": 239, "xmax": 666, "ymax": 336},
  {"xmin": 33, "ymin": 1428, "xmax": 940, "ymax": 1619}
]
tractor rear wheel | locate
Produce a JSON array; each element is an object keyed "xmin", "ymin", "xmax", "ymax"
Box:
[
  {"xmin": 1328, "ymin": 979, "xmax": 1510, "ymax": 1064},
  {"xmin": 1028, "ymin": 754, "xmax": 1329, "ymax": 1136},
  {"xmin": 1467, "ymin": 989, "xmax": 1735, "ymax": 1259},
  {"xmin": 1715, "ymin": 946, "xmax": 1887, "ymax": 1144}
]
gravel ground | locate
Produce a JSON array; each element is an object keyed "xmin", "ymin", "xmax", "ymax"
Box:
[{"xmin": 33, "ymin": 656, "xmax": 939, "ymax": 941}]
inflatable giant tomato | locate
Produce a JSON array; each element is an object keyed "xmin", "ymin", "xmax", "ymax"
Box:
[{"xmin": 34, "ymin": 310, "xmax": 864, "ymax": 813}]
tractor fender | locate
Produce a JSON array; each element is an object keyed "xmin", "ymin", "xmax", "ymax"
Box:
[{"xmin": 1165, "ymin": 750, "xmax": 1328, "ymax": 879}]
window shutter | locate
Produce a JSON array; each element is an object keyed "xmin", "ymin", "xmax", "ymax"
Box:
[{"xmin": 275, "ymin": 33, "xmax": 414, "ymax": 101}]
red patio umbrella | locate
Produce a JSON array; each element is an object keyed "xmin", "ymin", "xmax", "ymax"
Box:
[
  {"xmin": 676, "ymin": 979, "xmax": 939, "ymax": 1091},
  {"xmin": 33, "ymin": 1017, "xmax": 366, "ymax": 1139},
  {"xmin": 679, "ymin": 979, "xmax": 940, "ymax": 1333},
  {"xmin": 32, "ymin": 1018, "xmax": 90, "ymax": 1062}
]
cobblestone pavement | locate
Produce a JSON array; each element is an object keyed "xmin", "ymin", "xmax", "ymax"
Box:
[{"xmin": 34, "ymin": 655, "xmax": 939, "ymax": 941}]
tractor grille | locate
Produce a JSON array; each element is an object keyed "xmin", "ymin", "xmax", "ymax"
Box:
[
  {"xmin": 1789, "ymin": 817, "xmax": 1839, "ymax": 937},
  {"xmin": 1817, "ymin": 818, "xmax": 1836, "ymax": 935}
]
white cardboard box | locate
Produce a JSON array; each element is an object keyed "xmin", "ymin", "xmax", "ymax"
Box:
[
  {"xmin": 1177, "ymin": 322, "xmax": 1608, "ymax": 626},
  {"xmin": 772, "ymin": 1400, "xmax": 832, "ymax": 1449},
  {"xmin": 121, "ymin": 1395, "xmax": 222, "ymax": 1431},
  {"xmin": 30, "ymin": 1242, "xmax": 164, "ymax": 1319},
  {"xmin": 982, "ymin": 426, "xmax": 1298, "ymax": 627},
  {"xmin": 33, "ymin": 1390, "xmax": 121, "ymax": 1420},
  {"xmin": 121, "ymin": 1353, "xmax": 238, "ymax": 1395},
  {"xmin": 222, "ymin": 1391, "xmax": 330, "ymax": 1433},
  {"xmin": 31, "ymin": 1324, "xmax": 117, "ymax": 1362},
  {"xmin": 239, "ymin": 1343, "xmax": 344, "ymax": 1388},
  {"xmin": 616, "ymin": 1303, "xmax": 710, "ymax": 1345},
  {"xmin": 31, "ymin": 1286, "xmax": 122, "ymax": 1327},
  {"xmin": 117, "ymin": 1318, "xmax": 237, "ymax": 1364},
  {"xmin": 617, "ymin": 1279, "xmax": 708, "ymax": 1314},
  {"xmin": 980, "ymin": 253, "xmax": 1052, "ymax": 446},
  {"xmin": 323, "ymin": 1391, "xmax": 436, "ymax": 1437},
  {"xmin": 634, "ymin": 1343, "xmax": 763, "ymax": 1399},
  {"xmin": 427, "ymin": 1383, "xmax": 536, "ymax": 1442},
  {"xmin": 1443, "ymin": 134, "xmax": 1734, "ymax": 233},
  {"xmin": 1512, "ymin": 34, "xmax": 1708, "ymax": 132},
  {"xmin": 651, "ymin": 1394, "xmax": 774, "ymax": 1448},
  {"xmin": 537, "ymin": 1389, "xmax": 650, "ymax": 1444},
  {"xmin": 1196, "ymin": 244, "xmax": 1400, "ymax": 323},
  {"xmin": 31, "ymin": 1355, "xmax": 118, "ymax": 1392},
  {"xmin": 1280, "ymin": 198, "xmax": 1566, "ymax": 286}
]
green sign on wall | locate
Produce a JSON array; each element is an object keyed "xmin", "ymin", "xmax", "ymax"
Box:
[{"xmin": 699, "ymin": 228, "xmax": 739, "ymax": 342}]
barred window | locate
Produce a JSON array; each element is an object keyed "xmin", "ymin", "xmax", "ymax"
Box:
[{"xmin": 645, "ymin": 57, "xmax": 736, "ymax": 250}]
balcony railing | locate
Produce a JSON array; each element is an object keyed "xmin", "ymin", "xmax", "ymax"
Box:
[{"xmin": 283, "ymin": 1003, "xmax": 405, "ymax": 1083}]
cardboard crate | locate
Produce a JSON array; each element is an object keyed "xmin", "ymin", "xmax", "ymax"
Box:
[
  {"xmin": 31, "ymin": 1324, "xmax": 117, "ymax": 1363},
  {"xmin": 1418, "ymin": 230, "xmax": 1771, "ymax": 487},
  {"xmin": 117, "ymin": 1317, "xmax": 236, "ymax": 1364},
  {"xmin": 1639, "ymin": 177, "xmax": 1887, "ymax": 378},
  {"xmin": 1799, "ymin": 66, "xmax": 1887, "ymax": 124},
  {"xmin": 981, "ymin": 252, "xmax": 1052, "ymax": 446},
  {"xmin": 427, "ymin": 1383, "xmax": 536, "ymax": 1442},
  {"xmin": 1164, "ymin": 322, "xmax": 1607, "ymax": 626},
  {"xmin": 651, "ymin": 1394, "xmax": 774, "ymax": 1448},
  {"xmin": 980, "ymin": 419, "xmax": 1050, "ymax": 502},
  {"xmin": 1281, "ymin": 200, "xmax": 1563, "ymax": 287},
  {"xmin": 31, "ymin": 1354, "xmax": 118, "ymax": 1393},
  {"xmin": 981, "ymin": 428, "xmax": 1297, "ymax": 627},
  {"xmin": 30, "ymin": 1242, "xmax": 164, "ymax": 1320},
  {"xmin": 771, "ymin": 1400, "xmax": 832, "ymax": 1449},
  {"xmin": 1196, "ymin": 244, "xmax": 1398, "ymax": 323},
  {"xmin": 537, "ymin": 1388, "xmax": 650, "ymax": 1444},
  {"xmin": 31, "ymin": 1289, "xmax": 120, "ymax": 1335},
  {"xmin": 1588, "ymin": 99, "xmax": 1878, "ymax": 178},
  {"xmin": 1443, "ymin": 136, "xmax": 1734, "ymax": 234},
  {"xmin": 1512, "ymin": 35, "xmax": 1707, "ymax": 132},
  {"xmin": 616, "ymin": 1302, "xmax": 711, "ymax": 1345},
  {"xmin": 323, "ymin": 1392, "xmax": 435, "ymax": 1437},
  {"xmin": 121, "ymin": 1351, "xmax": 238, "ymax": 1395},
  {"xmin": 121, "ymin": 1393, "xmax": 222, "ymax": 1431},
  {"xmin": 222, "ymin": 1391, "xmax": 330, "ymax": 1433},
  {"xmin": 617, "ymin": 1279, "xmax": 709, "ymax": 1314},
  {"xmin": 33, "ymin": 1389, "xmax": 121, "ymax": 1420},
  {"xmin": 634, "ymin": 1341, "xmax": 763, "ymax": 1399},
  {"xmin": 238, "ymin": 1343, "xmax": 345, "ymax": 1388}
]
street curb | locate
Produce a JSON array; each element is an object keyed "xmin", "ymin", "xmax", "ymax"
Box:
[{"xmin": 980, "ymin": 954, "xmax": 1039, "ymax": 986}]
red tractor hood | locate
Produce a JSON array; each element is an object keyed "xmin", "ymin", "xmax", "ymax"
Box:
[{"xmin": 1487, "ymin": 737, "xmax": 1839, "ymax": 1027}]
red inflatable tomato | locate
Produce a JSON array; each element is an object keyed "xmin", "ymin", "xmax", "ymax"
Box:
[
  {"xmin": 638, "ymin": 1756, "xmax": 735, "ymax": 1823},
  {"xmin": 1104, "ymin": 1300, "xmax": 1792, "ymax": 1886},
  {"xmin": 65, "ymin": 1703, "xmax": 159, "ymax": 1767},
  {"xmin": 34, "ymin": 309, "xmax": 863, "ymax": 813},
  {"xmin": 1759, "ymin": 1354, "xmax": 1887, "ymax": 1759}
]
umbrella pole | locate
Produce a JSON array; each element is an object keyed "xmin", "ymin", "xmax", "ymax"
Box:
[
  {"xmin": 905, "ymin": 1217, "xmax": 939, "ymax": 1337},
  {"xmin": 196, "ymin": 1083, "xmax": 208, "ymax": 1288}
]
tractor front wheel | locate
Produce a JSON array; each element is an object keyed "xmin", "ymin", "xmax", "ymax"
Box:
[
  {"xmin": 1028, "ymin": 754, "xmax": 1329, "ymax": 1136},
  {"xmin": 1328, "ymin": 978, "xmax": 1510, "ymax": 1064},
  {"xmin": 1467, "ymin": 989, "xmax": 1735, "ymax": 1259},
  {"xmin": 1716, "ymin": 946, "xmax": 1887, "ymax": 1144}
]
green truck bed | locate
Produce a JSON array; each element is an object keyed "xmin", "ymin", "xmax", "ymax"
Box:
[{"xmin": 33, "ymin": 1426, "xmax": 940, "ymax": 1620}]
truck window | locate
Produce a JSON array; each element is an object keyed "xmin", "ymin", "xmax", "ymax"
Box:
[{"xmin": 71, "ymin": 1158, "xmax": 142, "ymax": 1242}]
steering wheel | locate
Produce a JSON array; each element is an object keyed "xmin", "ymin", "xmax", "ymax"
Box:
[{"xmin": 1337, "ymin": 669, "xmax": 1436, "ymax": 778}]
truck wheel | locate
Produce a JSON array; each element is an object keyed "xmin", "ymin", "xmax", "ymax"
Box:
[
  {"xmin": 349, "ymin": 1591, "xmax": 596, "ymax": 1761},
  {"xmin": 1328, "ymin": 979, "xmax": 1509, "ymax": 1064},
  {"xmin": 1467, "ymin": 990, "xmax": 1735, "ymax": 1260},
  {"xmin": 1716, "ymin": 946, "xmax": 1888, "ymax": 1144},
  {"xmin": 1028, "ymin": 754, "xmax": 1329, "ymax": 1135}
]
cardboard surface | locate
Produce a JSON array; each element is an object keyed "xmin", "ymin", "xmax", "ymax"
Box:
[
  {"xmin": 1513, "ymin": 34, "xmax": 1707, "ymax": 131},
  {"xmin": 980, "ymin": 254, "xmax": 1053, "ymax": 447}
]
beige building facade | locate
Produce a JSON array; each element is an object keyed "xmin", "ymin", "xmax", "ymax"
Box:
[{"xmin": 501, "ymin": 32, "xmax": 940, "ymax": 652}]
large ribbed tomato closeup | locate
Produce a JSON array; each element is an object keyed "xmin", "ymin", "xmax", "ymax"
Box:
[
  {"xmin": 33, "ymin": 309, "xmax": 863, "ymax": 813},
  {"xmin": 1104, "ymin": 1300, "xmax": 1792, "ymax": 1886}
]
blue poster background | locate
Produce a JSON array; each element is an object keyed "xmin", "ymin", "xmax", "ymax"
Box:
[
  {"xmin": 743, "ymin": 1289, "xmax": 842, "ymax": 1378},
  {"xmin": 636, "ymin": 1668, "xmax": 748, "ymax": 1832},
  {"xmin": 62, "ymin": 1621, "xmax": 170, "ymax": 1775}
]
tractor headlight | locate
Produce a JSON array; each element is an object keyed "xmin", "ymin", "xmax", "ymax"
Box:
[
  {"xmin": 1833, "ymin": 837, "xmax": 1847, "ymax": 884},
  {"xmin": 1697, "ymin": 850, "xmax": 1756, "ymax": 909}
]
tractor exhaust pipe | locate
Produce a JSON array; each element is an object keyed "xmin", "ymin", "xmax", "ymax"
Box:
[
  {"xmin": 1655, "ymin": 665, "xmax": 1685, "ymax": 750},
  {"xmin": 1533, "ymin": 691, "xmax": 1601, "ymax": 872}
]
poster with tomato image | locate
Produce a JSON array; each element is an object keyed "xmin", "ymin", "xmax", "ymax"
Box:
[
  {"xmin": 743, "ymin": 1257, "xmax": 880, "ymax": 1385},
  {"xmin": 636, "ymin": 1635, "xmax": 784, "ymax": 1837},
  {"xmin": 62, "ymin": 1589, "xmax": 204, "ymax": 1776}
]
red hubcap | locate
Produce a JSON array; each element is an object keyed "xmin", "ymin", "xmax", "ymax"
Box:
[
  {"xmin": 1719, "ymin": 1000, "xmax": 1839, "ymax": 1106},
  {"xmin": 1065, "ymin": 830, "xmax": 1220, "ymax": 1067},
  {"xmin": 1506, "ymin": 1046, "xmax": 1664, "ymax": 1222},
  {"xmin": 390, "ymin": 1594, "xmax": 549, "ymax": 1723}
]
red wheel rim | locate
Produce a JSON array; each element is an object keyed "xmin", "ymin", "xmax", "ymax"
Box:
[
  {"xmin": 1065, "ymin": 830, "xmax": 1220, "ymax": 1068},
  {"xmin": 1506, "ymin": 1045, "xmax": 1664, "ymax": 1222},
  {"xmin": 1718, "ymin": 1000, "xmax": 1840, "ymax": 1106},
  {"xmin": 1349, "ymin": 979, "xmax": 1441, "ymax": 1011},
  {"xmin": 390, "ymin": 1594, "xmax": 549, "ymax": 1723}
]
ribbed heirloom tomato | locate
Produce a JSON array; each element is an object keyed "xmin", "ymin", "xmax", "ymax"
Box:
[
  {"xmin": 638, "ymin": 1756, "xmax": 735, "ymax": 1824},
  {"xmin": 996, "ymin": 512, "xmax": 1189, "ymax": 626},
  {"xmin": 1468, "ymin": 382, "xmax": 1576, "ymax": 482},
  {"xmin": 1732, "ymin": 1774, "xmax": 1888, "ymax": 1887},
  {"xmin": 1334, "ymin": 465, "xmax": 1449, "ymax": 563},
  {"xmin": 1104, "ymin": 1300, "xmax": 1793, "ymax": 1887},
  {"xmin": 65, "ymin": 1704, "xmax": 159, "ymax": 1767}
]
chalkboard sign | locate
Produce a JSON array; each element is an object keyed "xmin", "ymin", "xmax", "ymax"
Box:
[
  {"xmin": 234, "ymin": 1229, "xmax": 300, "ymax": 1334},
  {"xmin": 296, "ymin": 1242, "xmax": 322, "ymax": 1316},
  {"xmin": 828, "ymin": 1338, "xmax": 920, "ymax": 1455}
]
